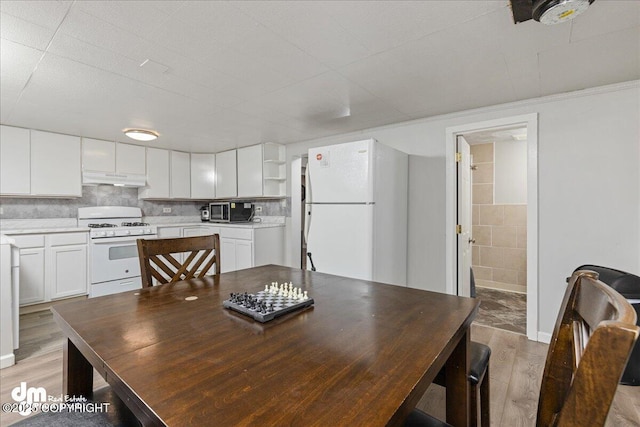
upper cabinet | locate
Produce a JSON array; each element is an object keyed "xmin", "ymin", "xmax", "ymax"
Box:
[
  {"xmin": 116, "ymin": 143, "xmax": 145, "ymax": 175},
  {"xmin": 0, "ymin": 126, "xmax": 81, "ymax": 197},
  {"xmin": 82, "ymin": 138, "xmax": 145, "ymax": 185},
  {"xmin": 170, "ymin": 151, "xmax": 190, "ymax": 199},
  {"xmin": 237, "ymin": 144, "xmax": 263, "ymax": 198},
  {"xmin": 31, "ymin": 131, "xmax": 82, "ymax": 197},
  {"xmin": 139, "ymin": 147, "xmax": 170, "ymax": 199},
  {"xmin": 1, "ymin": 124, "xmax": 285, "ymax": 200},
  {"xmin": 0, "ymin": 125, "xmax": 30, "ymax": 195},
  {"xmin": 191, "ymin": 153, "xmax": 216, "ymax": 199},
  {"xmin": 139, "ymin": 148, "xmax": 191, "ymax": 199},
  {"xmin": 216, "ymin": 149, "xmax": 237, "ymax": 198},
  {"xmin": 82, "ymin": 138, "xmax": 115, "ymax": 172},
  {"xmin": 217, "ymin": 143, "xmax": 286, "ymax": 199}
]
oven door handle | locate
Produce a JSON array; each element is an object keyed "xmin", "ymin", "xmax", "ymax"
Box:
[{"xmin": 91, "ymin": 236, "xmax": 154, "ymax": 244}]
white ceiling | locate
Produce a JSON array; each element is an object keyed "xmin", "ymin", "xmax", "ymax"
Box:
[{"xmin": 1, "ymin": 1, "xmax": 638, "ymax": 152}]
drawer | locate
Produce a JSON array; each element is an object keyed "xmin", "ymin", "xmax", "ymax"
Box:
[
  {"xmin": 12, "ymin": 234, "xmax": 45, "ymax": 248},
  {"xmin": 182, "ymin": 226, "xmax": 221, "ymax": 237},
  {"xmin": 219, "ymin": 227, "xmax": 253, "ymax": 240},
  {"xmin": 49, "ymin": 232, "xmax": 87, "ymax": 246}
]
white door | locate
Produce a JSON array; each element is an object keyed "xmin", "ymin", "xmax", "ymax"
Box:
[
  {"xmin": 190, "ymin": 153, "xmax": 216, "ymax": 199},
  {"xmin": 220, "ymin": 238, "xmax": 236, "ymax": 273},
  {"xmin": 457, "ymin": 136, "xmax": 473, "ymax": 297},
  {"xmin": 50, "ymin": 245, "xmax": 88, "ymax": 299},
  {"xmin": 19, "ymin": 248, "xmax": 45, "ymax": 305},
  {"xmin": 237, "ymin": 144, "xmax": 263, "ymax": 197},
  {"xmin": 30, "ymin": 130, "xmax": 82, "ymax": 197},
  {"xmin": 170, "ymin": 151, "xmax": 191, "ymax": 199},
  {"xmin": 305, "ymin": 204, "xmax": 373, "ymax": 280},
  {"xmin": 308, "ymin": 140, "xmax": 373, "ymax": 203},
  {"xmin": 216, "ymin": 150, "xmax": 238, "ymax": 198},
  {"xmin": 0, "ymin": 125, "xmax": 30, "ymax": 195}
]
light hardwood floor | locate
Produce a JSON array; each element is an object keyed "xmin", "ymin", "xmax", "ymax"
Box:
[{"xmin": 1, "ymin": 311, "xmax": 639, "ymax": 426}]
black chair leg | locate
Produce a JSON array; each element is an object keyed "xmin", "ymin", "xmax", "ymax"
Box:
[
  {"xmin": 470, "ymin": 382, "xmax": 479, "ymax": 427},
  {"xmin": 480, "ymin": 366, "xmax": 490, "ymax": 427}
]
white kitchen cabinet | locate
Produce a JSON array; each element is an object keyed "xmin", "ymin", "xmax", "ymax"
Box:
[
  {"xmin": 0, "ymin": 125, "xmax": 30, "ymax": 195},
  {"xmin": 219, "ymin": 228, "xmax": 254, "ymax": 273},
  {"xmin": 171, "ymin": 151, "xmax": 191, "ymax": 199},
  {"xmin": 235, "ymin": 240, "xmax": 253, "ymax": 270},
  {"xmin": 182, "ymin": 226, "xmax": 220, "ymax": 237},
  {"xmin": 82, "ymin": 139, "xmax": 145, "ymax": 175},
  {"xmin": 82, "ymin": 138, "xmax": 115, "ymax": 172},
  {"xmin": 11, "ymin": 232, "xmax": 88, "ymax": 306},
  {"xmin": 237, "ymin": 144, "xmax": 263, "ymax": 198},
  {"xmin": 30, "ymin": 130, "xmax": 82, "ymax": 197},
  {"xmin": 216, "ymin": 149, "xmax": 237, "ymax": 198},
  {"xmin": 50, "ymin": 244, "xmax": 88, "ymax": 299},
  {"xmin": 116, "ymin": 143, "xmax": 145, "ymax": 175},
  {"xmin": 82, "ymin": 139, "xmax": 146, "ymax": 186},
  {"xmin": 139, "ymin": 147, "xmax": 170, "ymax": 199},
  {"xmin": 220, "ymin": 238, "xmax": 238, "ymax": 273},
  {"xmin": 18, "ymin": 248, "xmax": 45, "ymax": 305},
  {"xmin": 190, "ymin": 153, "xmax": 216, "ymax": 199},
  {"xmin": 262, "ymin": 142, "xmax": 286, "ymax": 197}
]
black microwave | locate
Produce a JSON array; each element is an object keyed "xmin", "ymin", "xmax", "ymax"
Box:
[{"xmin": 209, "ymin": 202, "xmax": 254, "ymax": 223}]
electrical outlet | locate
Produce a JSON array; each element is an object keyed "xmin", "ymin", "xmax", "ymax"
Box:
[
  {"xmin": 163, "ymin": 207, "xmax": 172, "ymax": 213},
  {"xmin": 255, "ymin": 206, "xmax": 262, "ymax": 213}
]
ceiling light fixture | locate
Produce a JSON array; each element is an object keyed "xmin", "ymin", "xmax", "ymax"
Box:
[
  {"xmin": 533, "ymin": 0, "xmax": 594, "ymax": 25},
  {"xmin": 124, "ymin": 129, "xmax": 159, "ymax": 142}
]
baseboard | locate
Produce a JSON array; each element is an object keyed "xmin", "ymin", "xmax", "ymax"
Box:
[
  {"xmin": 537, "ymin": 332, "xmax": 552, "ymax": 344},
  {"xmin": 476, "ymin": 280, "xmax": 526, "ymax": 294},
  {"xmin": 0, "ymin": 352, "xmax": 15, "ymax": 369}
]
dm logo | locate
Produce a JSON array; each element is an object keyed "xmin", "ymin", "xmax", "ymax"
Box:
[{"xmin": 11, "ymin": 382, "xmax": 46, "ymax": 415}]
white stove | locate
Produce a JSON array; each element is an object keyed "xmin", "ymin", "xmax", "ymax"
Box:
[
  {"xmin": 78, "ymin": 207, "xmax": 157, "ymax": 297},
  {"xmin": 78, "ymin": 206, "xmax": 157, "ymax": 239}
]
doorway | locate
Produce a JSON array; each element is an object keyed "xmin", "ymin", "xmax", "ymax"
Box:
[
  {"xmin": 291, "ymin": 156, "xmax": 308, "ymax": 270},
  {"xmin": 446, "ymin": 114, "xmax": 539, "ymax": 341},
  {"xmin": 461, "ymin": 127, "xmax": 528, "ymax": 334}
]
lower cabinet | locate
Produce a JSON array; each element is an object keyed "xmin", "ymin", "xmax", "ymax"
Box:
[
  {"xmin": 17, "ymin": 247, "xmax": 45, "ymax": 305},
  {"xmin": 50, "ymin": 244, "xmax": 87, "ymax": 299},
  {"xmin": 155, "ymin": 224, "xmax": 284, "ymax": 274},
  {"xmin": 220, "ymin": 237, "xmax": 253, "ymax": 273},
  {"xmin": 11, "ymin": 232, "xmax": 88, "ymax": 306}
]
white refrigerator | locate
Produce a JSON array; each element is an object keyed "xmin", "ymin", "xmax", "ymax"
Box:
[{"xmin": 305, "ymin": 139, "xmax": 408, "ymax": 286}]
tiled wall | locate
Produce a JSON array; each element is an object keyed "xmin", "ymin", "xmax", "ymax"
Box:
[
  {"xmin": 471, "ymin": 143, "xmax": 527, "ymax": 293},
  {"xmin": 0, "ymin": 186, "xmax": 290, "ymax": 219}
]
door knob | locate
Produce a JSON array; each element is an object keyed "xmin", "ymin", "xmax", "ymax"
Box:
[{"xmin": 468, "ymin": 238, "xmax": 476, "ymax": 244}]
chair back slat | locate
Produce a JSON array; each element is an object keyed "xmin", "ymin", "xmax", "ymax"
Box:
[
  {"xmin": 137, "ymin": 234, "xmax": 221, "ymax": 288},
  {"xmin": 536, "ymin": 270, "xmax": 639, "ymax": 427}
]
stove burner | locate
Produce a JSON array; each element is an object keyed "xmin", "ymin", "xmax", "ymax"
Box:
[
  {"xmin": 121, "ymin": 222, "xmax": 149, "ymax": 227},
  {"xmin": 88, "ymin": 223, "xmax": 118, "ymax": 228}
]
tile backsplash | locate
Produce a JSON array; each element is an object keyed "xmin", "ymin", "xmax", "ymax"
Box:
[{"xmin": 0, "ymin": 185, "xmax": 290, "ymax": 219}]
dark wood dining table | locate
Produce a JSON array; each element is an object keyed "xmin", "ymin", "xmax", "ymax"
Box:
[{"xmin": 52, "ymin": 265, "xmax": 479, "ymax": 426}]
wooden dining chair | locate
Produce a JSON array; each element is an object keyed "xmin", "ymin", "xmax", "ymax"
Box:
[
  {"xmin": 405, "ymin": 269, "xmax": 640, "ymax": 427},
  {"xmin": 137, "ymin": 234, "xmax": 220, "ymax": 288}
]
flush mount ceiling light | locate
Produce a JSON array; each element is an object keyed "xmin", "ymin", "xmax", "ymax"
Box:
[
  {"xmin": 533, "ymin": 0, "xmax": 594, "ymax": 25},
  {"xmin": 124, "ymin": 129, "xmax": 159, "ymax": 141}
]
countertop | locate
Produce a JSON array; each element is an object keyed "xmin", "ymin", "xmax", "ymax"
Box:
[{"xmin": 0, "ymin": 217, "xmax": 285, "ymax": 235}]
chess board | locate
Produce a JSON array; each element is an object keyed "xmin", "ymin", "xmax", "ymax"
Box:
[{"xmin": 223, "ymin": 290, "xmax": 314, "ymax": 323}]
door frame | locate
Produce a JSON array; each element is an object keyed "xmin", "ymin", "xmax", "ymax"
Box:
[{"xmin": 445, "ymin": 113, "xmax": 539, "ymax": 341}]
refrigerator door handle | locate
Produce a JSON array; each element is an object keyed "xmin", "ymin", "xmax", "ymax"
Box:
[
  {"xmin": 304, "ymin": 203, "xmax": 311, "ymax": 246},
  {"xmin": 303, "ymin": 165, "xmax": 312, "ymax": 246}
]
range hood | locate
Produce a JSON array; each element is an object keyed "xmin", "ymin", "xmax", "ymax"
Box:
[{"xmin": 82, "ymin": 171, "xmax": 146, "ymax": 187}]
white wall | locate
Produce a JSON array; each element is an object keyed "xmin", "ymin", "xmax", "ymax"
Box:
[{"xmin": 284, "ymin": 81, "xmax": 640, "ymax": 337}]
